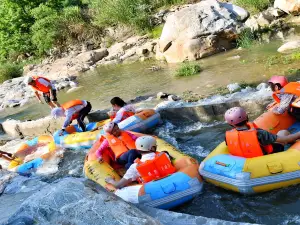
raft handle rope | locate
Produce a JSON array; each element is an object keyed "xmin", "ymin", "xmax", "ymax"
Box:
[{"xmin": 215, "ymin": 161, "xmax": 230, "ymax": 167}]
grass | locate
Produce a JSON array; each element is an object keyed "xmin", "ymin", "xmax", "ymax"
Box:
[
  {"xmin": 0, "ymin": 64, "xmax": 23, "ymax": 83},
  {"xmin": 148, "ymin": 25, "xmax": 164, "ymax": 39},
  {"xmin": 265, "ymin": 52, "xmax": 300, "ymax": 67},
  {"xmin": 175, "ymin": 62, "xmax": 202, "ymax": 77},
  {"xmin": 234, "ymin": 0, "xmax": 271, "ymax": 14},
  {"xmin": 237, "ymin": 28, "xmax": 256, "ymax": 49}
]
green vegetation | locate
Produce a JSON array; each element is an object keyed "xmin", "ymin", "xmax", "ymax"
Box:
[
  {"xmin": 176, "ymin": 62, "xmax": 202, "ymax": 77},
  {"xmin": 0, "ymin": 0, "xmax": 191, "ymax": 64},
  {"xmin": 265, "ymin": 52, "xmax": 300, "ymax": 67},
  {"xmin": 234, "ymin": 0, "xmax": 272, "ymax": 14},
  {"xmin": 149, "ymin": 25, "xmax": 164, "ymax": 39},
  {"xmin": 0, "ymin": 64, "xmax": 23, "ymax": 83},
  {"xmin": 237, "ymin": 28, "xmax": 256, "ymax": 48}
]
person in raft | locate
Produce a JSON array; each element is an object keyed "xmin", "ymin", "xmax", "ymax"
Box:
[
  {"xmin": 267, "ymin": 75, "xmax": 300, "ymax": 119},
  {"xmin": 51, "ymin": 99, "xmax": 92, "ymax": 136},
  {"xmin": 24, "ymin": 76, "xmax": 60, "ymax": 109},
  {"xmin": 96, "ymin": 122, "xmax": 141, "ymax": 169},
  {"xmin": 105, "ymin": 136, "xmax": 175, "ymax": 189},
  {"xmin": 108, "ymin": 97, "xmax": 136, "ymax": 123},
  {"xmin": 224, "ymin": 107, "xmax": 300, "ymax": 158}
]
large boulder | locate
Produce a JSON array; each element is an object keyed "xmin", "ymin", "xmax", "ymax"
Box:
[
  {"xmin": 156, "ymin": 0, "xmax": 246, "ymax": 63},
  {"xmin": 5, "ymin": 178, "xmax": 161, "ymax": 225},
  {"xmin": 274, "ymin": 0, "xmax": 300, "ymax": 15},
  {"xmin": 278, "ymin": 40, "xmax": 300, "ymax": 53}
]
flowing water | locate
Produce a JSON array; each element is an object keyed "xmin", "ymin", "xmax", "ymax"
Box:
[{"xmin": 1, "ymin": 40, "xmax": 300, "ymax": 224}]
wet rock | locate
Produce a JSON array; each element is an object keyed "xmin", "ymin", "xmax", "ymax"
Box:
[
  {"xmin": 168, "ymin": 95, "xmax": 181, "ymax": 101},
  {"xmin": 274, "ymin": 0, "xmax": 300, "ymax": 15},
  {"xmin": 157, "ymin": 0, "xmax": 244, "ymax": 63},
  {"xmin": 87, "ymin": 110, "xmax": 110, "ymax": 122},
  {"xmin": 6, "ymin": 178, "xmax": 161, "ymax": 225},
  {"xmin": 157, "ymin": 92, "xmax": 169, "ymax": 99},
  {"xmin": 227, "ymin": 83, "xmax": 241, "ymax": 93},
  {"xmin": 256, "ymin": 83, "xmax": 269, "ymax": 91},
  {"xmin": 226, "ymin": 55, "xmax": 241, "ymax": 60},
  {"xmin": 278, "ymin": 40, "xmax": 300, "ymax": 53}
]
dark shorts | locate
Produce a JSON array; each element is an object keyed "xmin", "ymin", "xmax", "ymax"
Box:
[
  {"xmin": 78, "ymin": 101, "xmax": 92, "ymax": 117},
  {"xmin": 43, "ymin": 90, "xmax": 57, "ymax": 103},
  {"xmin": 290, "ymin": 107, "xmax": 300, "ymax": 121},
  {"xmin": 271, "ymin": 143, "xmax": 284, "ymax": 154}
]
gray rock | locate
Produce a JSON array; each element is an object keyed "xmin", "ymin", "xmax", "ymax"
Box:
[
  {"xmin": 278, "ymin": 40, "xmax": 300, "ymax": 53},
  {"xmin": 157, "ymin": 0, "xmax": 244, "ymax": 63},
  {"xmin": 6, "ymin": 178, "xmax": 161, "ymax": 225},
  {"xmin": 274, "ymin": 0, "xmax": 300, "ymax": 15},
  {"xmin": 157, "ymin": 92, "xmax": 169, "ymax": 99}
]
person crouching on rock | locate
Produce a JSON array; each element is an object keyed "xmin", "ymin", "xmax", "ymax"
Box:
[
  {"xmin": 51, "ymin": 99, "xmax": 92, "ymax": 136},
  {"xmin": 267, "ymin": 75, "xmax": 300, "ymax": 120},
  {"xmin": 108, "ymin": 97, "xmax": 135, "ymax": 123},
  {"xmin": 225, "ymin": 107, "xmax": 300, "ymax": 158},
  {"xmin": 105, "ymin": 136, "xmax": 175, "ymax": 189},
  {"xmin": 96, "ymin": 122, "xmax": 141, "ymax": 169},
  {"xmin": 24, "ymin": 76, "xmax": 60, "ymax": 109}
]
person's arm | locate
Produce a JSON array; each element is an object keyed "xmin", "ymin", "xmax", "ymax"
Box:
[
  {"xmin": 276, "ymin": 132, "xmax": 300, "ymax": 144},
  {"xmin": 105, "ymin": 177, "xmax": 132, "ymax": 189},
  {"xmin": 112, "ymin": 109, "xmax": 123, "ymax": 123},
  {"xmin": 95, "ymin": 139, "xmax": 109, "ymax": 159},
  {"xmin": 127, "ymin": 131, "xmax": 138, "ymax": 141},
  {"xmin": 34, "ymin": 91, "xmax": 42, "ymax": 103},
  {"xmin": 272, "ymin": 94, "xmax": 294, "ymax": 114}
]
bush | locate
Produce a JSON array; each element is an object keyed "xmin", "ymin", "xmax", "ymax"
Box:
[
  {"xmin": 176, "ymin": 62, "xmax": 202, "ymax": 77},
  {"xmin": 234, "ymin": 0, "xmax": 271, "ymax": 13},
  {"xmin": 0, "ymin": 64, "xmax": 23, "ymax": 83},
  {"xmin": 149, "ymin": 25, "xmax": 164, "ymax": 39},
  {"xmin": 237, "ymin": 28, "xmax": 256, "ymax": 48}
]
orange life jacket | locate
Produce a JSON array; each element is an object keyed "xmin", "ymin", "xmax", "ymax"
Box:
[
  {"xmin": 273, "ymin": 82, "xmax": 300, "ymax": 104},
  {"xmin": 31, "ymin": 76, "xmax": 51, "ymax": 93},
  {"xmin": 135, "ymin": 152, "xmax": 176, "ymax": 183},
  {"xmin": 225, "ymin": 122, "xmax": 273, "ymax": 158},
  {"xmin": 105, "ymin": 131, "xmax": 136, "ymax": 159},
  {"xmin": 61, "ymin": 99, "xmax": 84, "ymax": 121},
  {"xmin": 109, "ymin": 110, "xmax": 135, "ymax": 122}
]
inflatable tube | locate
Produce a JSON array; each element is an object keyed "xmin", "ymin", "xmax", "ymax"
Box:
[
  {"xmin": 53, "ymin": 109, "xmax": 161, "ymax": 150},
  {"xmin": 9, "ymin": 135, "xmax": 57, "ymax": 175},
  {"xmin": 199, "ymin": 109, "xmax": 300, "ymax": 194},
  {"xmin": 84, "ymin": 133, "xmax": 203, "ymax": 209}
]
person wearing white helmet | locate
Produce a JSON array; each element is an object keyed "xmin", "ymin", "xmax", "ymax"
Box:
[
  {"xmin": 95, "ymin": 122, "xmax": 140, "ymax": 169},
  {"xmin": 51, "ymin": 99, "xmax": 92, "ymax": 136},
  {"xmin": 105, "ymin": 136, "xmax": 158, "ymax": 188},
  {"xmin": 24, "ymin": 75, "xmax": 60, "ymax": 109},
  {"xmin": 225, "ymin": 107, "xmax": 300, "ymax": 158}
]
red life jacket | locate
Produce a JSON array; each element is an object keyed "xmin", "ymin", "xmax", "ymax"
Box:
[
  {"xmin": 105, "ymin": 131, "xmax": 136, "ymax": 159},
  {"xmin": 225, "ymin": 122, "xmax": 273, "ymax": 158},
  {"xmin": 31, "ymin": 76, "xmax": 51, "ymax": 93},
  {"xmin": 135, "ymin": 152, "xmax": 176, "ymax": 183},
  {"xmin": 61, "ymin": 99, "xmax": 84, "ymax": 121}
]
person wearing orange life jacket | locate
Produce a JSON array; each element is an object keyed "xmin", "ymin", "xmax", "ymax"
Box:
[
  {"xmin": 96, "ymin": 122, "xmax": 141, "ymax": 169},
  {"xmin": 105, "ymin": 136, "xmax": 175, "ymax": 189},
  {"xmin": 108, "ymin": 97, "xmax": 135, "ymax": 123},
  {"xmin": 24, "ymin": 76, "xmax": 60, "ymax": 109},
  {"xmin": 51, "ymin": 99, "xmax": 92, "ymax": 136},
  {"xmin": 224, "ymin": 107, "xmax": 300, "ymax": 158},
  {"xmin": 267, "ymin": 75, "xmax": 300, "ymax": 119}
]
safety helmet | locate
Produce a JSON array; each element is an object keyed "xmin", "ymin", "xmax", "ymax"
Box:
[
  {"xmin": 224, "ymin": 107, "xmax": 248, "ymax": 126},
  {"xmin": 23, "ymin": 76, "xmax": 33, "ymax": 85},
  {"xmin": 51, "ymin": 107, "xmax": 65, "ymax": 119},
  {"xmin": 103, "ymin": 122, "xmax": 116, "ymax": 133},
  {"xmin": 135, "ymin": 136, "xmax": 157, "ymax": 152},
  {"xmin": 268, "ymin": 76, "xmax": 288, "ymax": 88}
]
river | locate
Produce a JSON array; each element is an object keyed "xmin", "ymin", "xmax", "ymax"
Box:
[{"xmin": 0, "ymin": 40, "xmax": 300, "ymax": 224}]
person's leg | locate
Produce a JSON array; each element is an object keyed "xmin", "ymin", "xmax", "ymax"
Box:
[
  {"xmin": 117, "ymin": 150, "xmax": 141, "ymax": 170},
  {"xmin": 43, "ymin": 93, "xmax": 55, "ymax": 109},
  {"xmin": 77, "ymin": 102, "xmax": 92, "ymax": 132},
  {"xmin": 50, "ymin": 90, "xmax": 60, "ymax": 107}
]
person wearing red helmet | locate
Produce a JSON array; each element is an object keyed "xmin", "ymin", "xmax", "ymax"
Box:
[
  {"xmin": 268, "ymin": 75, "xmax": 300, "ymax": 119},
  {"xmin": 224, "ymin": 107, "xmax": 300, "ymax": 158}
]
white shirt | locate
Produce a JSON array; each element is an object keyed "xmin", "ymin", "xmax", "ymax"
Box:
[
  {"xmin": 112, "ymin": 104, "xmax": 136, "ymax": 123},
  {"xmin": 123, "ymin": 152, "xmax": 156, "ymax": 181}
]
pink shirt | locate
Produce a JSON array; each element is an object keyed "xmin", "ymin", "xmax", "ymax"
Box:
[{"xmin": 95, "ymin": 131, "xmax": 138, "ymax": 159}]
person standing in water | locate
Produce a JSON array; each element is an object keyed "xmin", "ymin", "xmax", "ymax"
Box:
[{"xmin": 24, "ymin": 76, "xmax": 60, "ymax": 109}]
